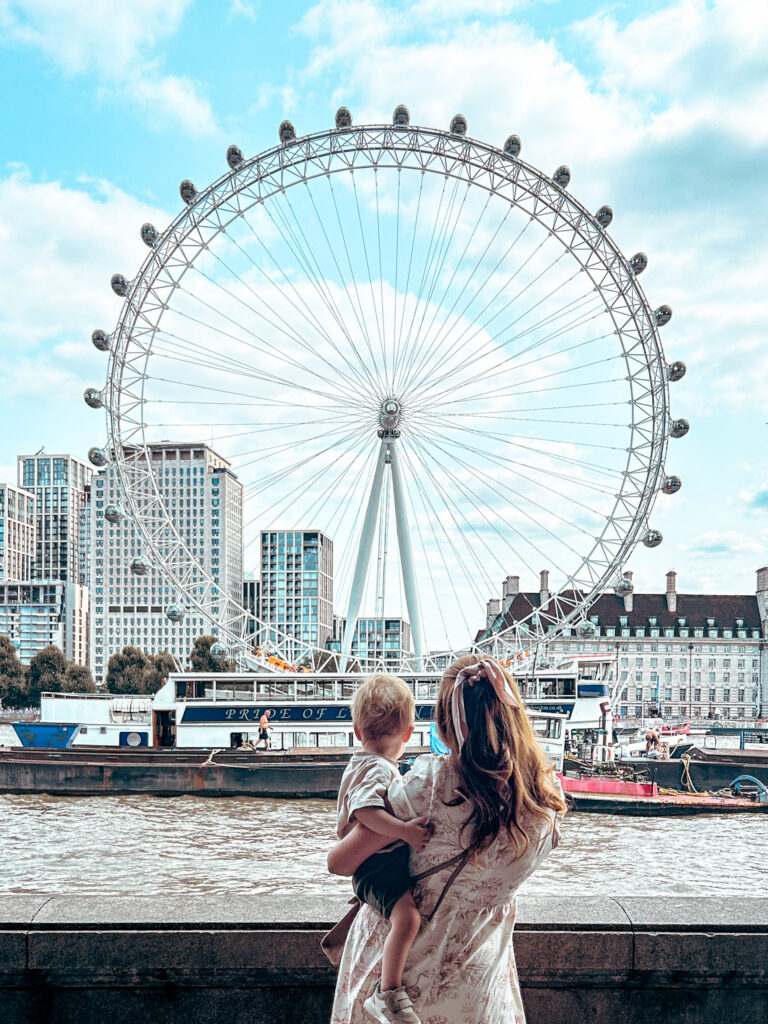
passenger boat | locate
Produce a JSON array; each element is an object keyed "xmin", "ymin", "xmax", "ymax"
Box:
[{"xmin": 10, "ymin": 655, "xmax": 613, "ymax": 762}]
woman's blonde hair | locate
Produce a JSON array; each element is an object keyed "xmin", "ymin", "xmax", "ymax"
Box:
[
  {"xmin": 436, "ymin": 654, "xmax": 566, "ymax": 856},
  {"xmin": 352, "ymin": 673, "xmax": 415, "ymax": 739}
]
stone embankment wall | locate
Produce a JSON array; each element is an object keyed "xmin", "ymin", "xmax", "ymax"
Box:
[{"xmin": 1, "ymin": 895, "xmax": 766, "ymax": 1023}]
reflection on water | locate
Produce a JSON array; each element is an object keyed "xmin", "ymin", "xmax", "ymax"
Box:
[
  {"xmin": 2, "ymin": 723, "xmax": 762, "ymax": 898},
  {"xmin": 0, "ymin": 788, "xmax": 763, "ymax": 898}
]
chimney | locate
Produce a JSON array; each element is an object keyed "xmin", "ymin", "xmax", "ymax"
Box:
[
  {"xmin": 756, "ymin": 567, "xmax": 768, "ymax": 627},
  {"xmin": 666, "ymin": 570, "xmax": 677, "ymax": 614},
  {"xmin": 502, "ymin": 575, "xmax": 520, "ymax": 614},
  {"xmin": 623, "ymin": 571, "xmax": 633, "ymax": 613},
  {"xmin": 539, "ymin": 569, "xmax": 550, "ymax": 607},
  {"xmin": 486, "ymin": 598, "xmax": 501, "ymax": 629}
]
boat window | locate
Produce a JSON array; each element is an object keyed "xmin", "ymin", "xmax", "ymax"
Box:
[
  {"xmin": 529, "ymin": 717, "xmax": 562, "ymax": 739},
  {"xmin": 217, "ymin": 682, "xmax": 256, "ymax": 701},
  {"xmin": 310, "ymin": 731, "xmax": 348, "ymax": 747}
]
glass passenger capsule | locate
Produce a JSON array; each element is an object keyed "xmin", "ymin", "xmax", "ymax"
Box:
[
  {"xmin": 210, "ymin": 641, "xmax": 229, "ymax": 661},
  {"xmin": 104, "ymin": 504, "xmax": 124, "ymax": 525},
  {"xmin": 92, "ymin": 329, "xmax": 109, "ymax": 352},
  {"xmin": 662, "ymin": 475, "xmax": 682, "ymax": 495},
  {"xmin": 279, "ymin": 120, "xmax": 296, "ymax": 144},
  {"xmin": 179, "ymin": 179, "xmax": 197, "ymax": 204},
  {"xmin": 140, "ymin": 223, "xmax": 157, "ymax": 247},
  {"xmin": 166, "ymin": 603, "xmax": 185, "ymax": 623},
  {"xmin": 655, "ymin": 305, "xmax": 673, "ymax": 327},
  {"xmin": 615, "ymin": 577, "xmax": 634, "ymax": 597},
  {"xmin": 553, "ymin": 165, "xmax": 571, "ymax": 188},
  {"xmin": 670, "ymin": 418, "xmax": 690, "ymax": 438},
  {"xmin": 110, "ymin": 274, "xmax": 128, "ymax": 297},
  {"xmin": 130, "ymin": 556, "xmax": 151, "ymax": 576},
  {"xmin": 392, "ymin": 104, "xmax": 410, "ymax": 127},
  {"xmin": 667, "ymin": 360, "xmax": 687, "ymax": 382},
  {"xmin": 630, "ymin": 252, "xmax": 648, "ymax": 275},
  {"xmin": 643, "ymin": 529, "xmax": 663, "ymax": 548},
  {"xmin": 83, "ymin": 388, "xmax": 103, "ymax": 409},
  {"xmin": 226, "ymin": 145, "xmax": 243, "ymax": 169},
  {"xmin": 503, "ymin": 135, "xmax": 521, "ymax": 157},
  {"xmin": 576, "ymin": 620, "xmax": 596, "ymax": 638},
  {"xmin": 88, "ymin": 447, "xmax": 108, "ymax": 467},
  {"xmin": 450, "ymin": 114, "xmax": 467, "ymax": 136},
  {"xmin": 335, "ymin": 107, "xmax": 352, "ymax": 129},
  {"xmin": 595, "ymin": 205, "xmax": 613, "ymax": 228}
]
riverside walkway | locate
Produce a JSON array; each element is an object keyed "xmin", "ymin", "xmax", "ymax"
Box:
[{"xmin": 1, "ymin": 895, "xmax": 766, "ymax": 1023}]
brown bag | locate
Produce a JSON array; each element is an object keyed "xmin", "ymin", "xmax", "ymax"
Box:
[{"xmin": 320, "ymin": 849, "xmax": 470, "ymax": 965}]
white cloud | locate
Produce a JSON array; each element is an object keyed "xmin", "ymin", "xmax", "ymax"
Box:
[
  {"xmin": 130, "ymin": 71, "xmax": 217, "ymax": 137},
  {"xmin": 0, "ymin": 0, "xmax": 218, "ymax": 135},
  {"xmin": 0, "ymin": 0, "xmax": 191, "ymax": 74}
]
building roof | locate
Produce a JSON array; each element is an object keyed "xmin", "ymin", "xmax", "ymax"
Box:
[{"xmin": 479, "ymin": 590, "xmax": 764, "ymax": 640}]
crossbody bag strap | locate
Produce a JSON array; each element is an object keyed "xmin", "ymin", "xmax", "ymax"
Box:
[{"xmin": 411, "ymin": 848, "xmax": 473, "ymax": 924}]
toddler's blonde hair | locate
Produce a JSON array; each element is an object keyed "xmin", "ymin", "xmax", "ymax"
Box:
[{"xmin": 351, "ymin": 673, "xmax": 415, "ymax": 739}]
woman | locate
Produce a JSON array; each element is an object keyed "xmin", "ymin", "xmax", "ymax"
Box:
[{"xmin": 327, "ymin": 655, "xmax": 566, "ymax": 1024}]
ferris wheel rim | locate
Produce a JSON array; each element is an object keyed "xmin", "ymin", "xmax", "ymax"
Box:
[{"xmin": 98, "ymin": 117, "xmax": 676, "ymax": 669}]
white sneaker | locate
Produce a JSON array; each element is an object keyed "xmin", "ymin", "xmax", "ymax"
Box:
[{"xmin": 363, "ymin": 983, "xmax": 421, "ymax": 1024}]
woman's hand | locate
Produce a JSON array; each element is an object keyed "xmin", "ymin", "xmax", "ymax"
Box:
[
  {"xmin": 327, "ymin": 823, "xmax": 394, "ymax": 876},
  {"xmin": 398, "ymin": 816, "xmax": 433, "ymax": 851}
]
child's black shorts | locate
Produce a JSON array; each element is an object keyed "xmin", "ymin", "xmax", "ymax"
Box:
[{"xmin": 352, "ymin": 842, "xmax": 412, "ymax": 918}]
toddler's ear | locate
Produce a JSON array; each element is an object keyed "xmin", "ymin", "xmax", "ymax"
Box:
[{"xmin": 404, "ymin": 724, "xmax": 415, "ymax": 741}]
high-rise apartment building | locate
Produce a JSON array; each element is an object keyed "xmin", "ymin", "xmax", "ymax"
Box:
[
  {"xmin": 17, "ymin": 453, "xmax": 91, "ymax": 586},
  {"xmin": 243, "ymin": 575, "xmax": 261, "ymax": 638},
  {"xmin": 480, "ymin": 568, "xmax": 768, "ymax": 721},
  {"xmin": 0, "ymin": 581, "xmax": 88, "ymax": 665},
  {"xmin": 90, "ymin": 443, "xmax": 243, "ymax": 684},
  {"xmin": 259, "ymin": 530, "xmax": 333, "ymax": 663},
  {"xmin": 330, "ymin": 616, "xmax": 412, "ymax": 669},
  {"xmin": 0, "ymin": 484, "xmax": 35, "ymax": 581}
]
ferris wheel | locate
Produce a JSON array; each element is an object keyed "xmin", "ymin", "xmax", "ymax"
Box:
[{"xmin": 85, "ymin": 106, "xmax": 689, "ymax": 672}]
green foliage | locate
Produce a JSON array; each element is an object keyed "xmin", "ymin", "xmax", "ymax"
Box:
[
  {"xmin": 105, "ymin": 646, "xmax": 177, "ymax": 694},
  {"xmin": 64, "ymin": 662, "xmax": 96, "ymax": 693},
  {"xmin": 145, "ymin": 650, "xmax": 176, "ymax": 694},
  {"xmin": 26, "ymin": 645, "xmax": 67, "ymax": 706},
  {"xmin": 0, "ymin": 634, "xmax": 28, "ymax": 709},
  {"xmin": 189, "ymin": 635, "xmax": 236, "ymax": 673}
]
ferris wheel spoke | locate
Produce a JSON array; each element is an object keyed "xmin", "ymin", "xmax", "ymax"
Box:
[
  {"xmin": 394, "ymin": 173, "xmax": 458, "ymax": 390},
  {"xmin": 427, "ymin": 375, "xmax": 626, "ymax": 412},
  {"xmin": 325, "ymin": 176, "xmax": 388, "ymax": 395},
  {"xmin": 414, "ymin": 413, "xmax": 628, "ymax": 453},
  {"xmin": 418, "ymin": 428, "xmax": 616, "ymax": 533},
  {"xmin": 150, "ymin": 333, "xmax": 363, "ymax": 410},
  {"xmin": 414, "ymin": 432, "xmax": 589, "ymax": 570},
  {"xmin": 409, "ymin": 282, "xmax": 604, "ymax": 407},
  {"xmin": 396, "ymin": 180, "xmax": 474, "ymax": 393},
  {"xmin": 421, "ymin": 419, "xmax": 622, "ymax": 489},
  {"xmin": 169, "ymin": 285, "xmax": 364, "ymax": 409},
  {"xmin": 203, "ymin": 232, "xmax": 375, "ymax": 398},
  {"xmin": 391, "ymin": 171, "xmax": 424, "ymax": 392},
  {"xmin": 351, "ymin": 172, "xmax": 388, "ymax": 388},
  {"xmin": 400, "ymin": 230, "xmax": 558, "ymax": 396},
  {"xmin": 242, "ymin": 425, "xmax": 367, "ymax": 526},
  {"xmin": 402, "ymin": 434, "xmax": 540, "ymax": 588},
  {"xmin": 235, "ymin": 202, "xmax": 381, "ymax": 397},
  {"xmin": 398, "ymin": 440, "xmax": 490, "ymax": 642},
  {"xmin": 147, "ymin": 374, "xmax": 359, "ymax": 416},
  {"xmin": 400, "ymin": 196, "xmax": 508, "ymax": 393},
  {"xmin": 411, "ymin": 318, "xmax": 613, "ymax": 411}
]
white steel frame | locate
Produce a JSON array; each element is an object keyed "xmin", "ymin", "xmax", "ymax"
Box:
[{"xmin": 97, "ymin": 120, "xmax": 675, "ymax": 672}]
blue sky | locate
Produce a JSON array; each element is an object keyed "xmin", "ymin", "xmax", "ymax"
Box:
[{"xmin": 1, "ymin": 0, "xmax": 766, "ymax": 622}]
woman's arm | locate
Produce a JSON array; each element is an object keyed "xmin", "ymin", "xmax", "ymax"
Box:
[{"xmin": 327, "ymin": 822, "xmax": 393, "ymax": 876}]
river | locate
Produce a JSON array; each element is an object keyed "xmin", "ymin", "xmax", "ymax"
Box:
[{"xmin": 1, "ymin": 725, "xmax": 763, "ymax": 898}]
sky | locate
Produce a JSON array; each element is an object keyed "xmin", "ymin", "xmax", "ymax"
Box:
[{"xmin": 1, "ymin": 0, "xmax": 767, "ymax": 632}]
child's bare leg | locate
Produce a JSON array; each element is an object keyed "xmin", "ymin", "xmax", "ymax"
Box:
[{"xmin": 381, "ymin": 891, "xmax": 421, "ymax": 992}]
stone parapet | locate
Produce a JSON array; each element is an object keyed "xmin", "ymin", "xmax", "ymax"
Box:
[{"xmin": 0, "ymin": 895, "xmax": 766, "ymax": 1023}]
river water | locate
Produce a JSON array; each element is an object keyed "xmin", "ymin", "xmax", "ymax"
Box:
[{"xmin": 1, "ymin": 725, "xmax": 764, "ymax": 898}]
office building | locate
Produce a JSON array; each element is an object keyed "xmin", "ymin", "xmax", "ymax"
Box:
[
  {"xmin": 0, "ymin": 484, "xmax": 35, "ymax": 581},
  {"xmin": 330, "ymin": 616, "xmax": 412, "ymax": 670},
  {"xmin": 17, "ymin": 453, "xmax": 91, "ymax": 586},
  {"xmin": 90, "ymin": 443, "xmax": 243, "ymax": 685},
  {"xmin": 480, "ymin": 569, "xmax": 767, "ymax": 721},
  {"xmin": 259, "ymin": 530, "xmax": 333, "ymax": 663},
  {"xmin": 0, "ymin": 581, "xmax": 88, "ymax": 665},
  {"xmin": 243, "ymin": 575, "xmax": 261, "ymax": 638}
]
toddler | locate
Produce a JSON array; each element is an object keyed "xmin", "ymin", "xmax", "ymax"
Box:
[{"xmin": 335, "ymin": 673, "xmax": 431, "ymax": 1024}]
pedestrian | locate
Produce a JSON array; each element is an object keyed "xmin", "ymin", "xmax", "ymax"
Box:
[
  {"xmin": 327, "ymin": 655, "xmax": 566, "ymax": 1024},
  {"xmin": 255, "ymin": 710, "xmax": 272, "ymax": 750}
]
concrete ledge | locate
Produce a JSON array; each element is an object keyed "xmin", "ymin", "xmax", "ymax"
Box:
[{"xmin": 0, "ymin": 896, "xmax": 766, "ymax": 1023}]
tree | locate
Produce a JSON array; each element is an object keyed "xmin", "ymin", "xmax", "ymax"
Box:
[
  {"xmin": 65, "ymin": 662, "xmax": 96, "ymax": 693},
  {"xmin": 0, "ymin": 634, "xmax": 28, "ymax": 709},
  {"xmin": 145, "ymin": 650, "xmax": 176, "ymax": 694},
  {"xmin": 106, "ymin": 646, "xmax": 152, "ymax": 694},
  {"xmin": 188, "ymin": 635, "xmax": 236, "ymax": 673},
  {"xmin": 26, "ymin": 645, "xmax": 67, "ymax": 706}
]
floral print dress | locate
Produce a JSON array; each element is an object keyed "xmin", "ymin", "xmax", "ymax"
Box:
[{"xmin": 331, "ymin": 753, "xmax": 561, "ymax": 1024}]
